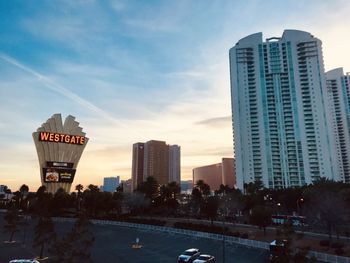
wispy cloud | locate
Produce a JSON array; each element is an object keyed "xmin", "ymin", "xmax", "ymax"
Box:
[
  {"xmin": 196, "ymin": 116, "xmax": 232, "ymax": 128},
  {"xmin": 0, "ymin": 54, "xmax": 120, "ymax": 124}
]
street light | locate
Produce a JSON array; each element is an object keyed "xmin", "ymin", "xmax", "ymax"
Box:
[
  {"xmin": 276, "ymin": 203, "xmax": 281, "ymax": 215},
  {"xmin": 297, "ymin": 198, "xmax": 304, "ymax": 215}
]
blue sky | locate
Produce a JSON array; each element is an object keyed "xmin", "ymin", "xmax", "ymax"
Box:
[{"xmin": 1, "ymin": 0, "xmax": 350, "ymax": 191}]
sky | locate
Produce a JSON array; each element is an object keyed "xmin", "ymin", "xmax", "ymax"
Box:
[{"xmin": 1, "ymin": 0, "xmax": 350, "ymax": 192}]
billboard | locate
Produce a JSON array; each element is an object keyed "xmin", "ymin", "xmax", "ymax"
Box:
[{"xmin": 43, "ymin": 162, "xmax": 76, "ymax": 183}]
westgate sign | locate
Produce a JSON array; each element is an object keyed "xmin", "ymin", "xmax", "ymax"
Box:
[
  {"xmin": 33, "ymin": 114, "xmax": 89, "ymax": 193},
  {"xmin": 39, "ymin": 132, "xmax": 86, "ymax": 145}
]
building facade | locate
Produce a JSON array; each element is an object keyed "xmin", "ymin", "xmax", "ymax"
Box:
[
  {"xmin": 131, "ymin": 143, "xmax": 145, "ymax": 192},
  {"xmin": 169, "ymin": 145, "xmax": 181, "ymax": 184},
  {"xmin": 230, "ymin": 30, "xmax": 339, "ymax": 189},
  {"xmin": 192, "ymin": 158, "xmax": 236, "ymax": 191},
  {"xmin": 103, "ymin": 176, "xmax": 120, "ymax": 192},
  {"xmin": 326, "ymin": 68, "xmax": 350, "ymax": 183},
  {"xmin": 222, "ymin": 158, "xmax": 236, "ymax": 188},
  {"xmin": 131, "ymin": 140, "xmax": 181, "ymax": 191}
]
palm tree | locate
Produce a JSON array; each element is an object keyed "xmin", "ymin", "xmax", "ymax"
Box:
[
  {"xmin": 75, "ymin": 184, "xmax": 84, "ymax": 195},
  {"xmin": 19, "ymin": 184, "xmax": 29, "ymax": 195},
  {"xmin": 195, "ymin": 180, "xmax": 210, "ymax": 196},
  {"xmin": 19, "ymin": 184, "xmax": 29, "ymax": 210},
  {"xmin": 75, "ymin": 184, "xmax": 84, "ymax": 211}
]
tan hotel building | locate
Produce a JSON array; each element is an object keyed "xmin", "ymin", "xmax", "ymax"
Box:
[
  {"xmin": 193, "ymin": 158, "xmax": 236, "ymax": 191},
  {"xmin": 131, "ymin": 140, "xmax": 181, "ymax": 191}
]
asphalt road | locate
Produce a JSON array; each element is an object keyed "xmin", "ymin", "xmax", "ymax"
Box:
[{"xmin": 0, "ymin": 217, "xmax": 269, "ymax": 263}]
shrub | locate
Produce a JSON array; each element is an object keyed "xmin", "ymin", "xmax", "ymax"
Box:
[
  {"xmin": 334, "ymin": 248, "xmax": 344, "ymax": 255},
  {"xmin": 241, "ymin": 233, "xmax": 249, "ymax": 239},
  {"xmin": 231, "ymin": 231, "xmax": 240, "ymax": 237},
  {"xmin": 319, "ymin": 240, "xmax": 330, "ymax": 247},
  {"xmin": 331, "ymin": 242, "xmax": 344, "ymax": 249},
  {"xmin": 296, "ymin": 233, "xmax": 304, "ymax": 240}
]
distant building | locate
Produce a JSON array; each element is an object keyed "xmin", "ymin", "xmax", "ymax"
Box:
[
  {"xmin": 222, "ymin": 158, "xmax": 236, "ymax": 188},
  {"xmin": 131, "ymin": 140, "xmax": 181, "ymax": 191},
  {"xmin": 169, "ymin": 145, "xmax": 181, "ymax": 184},
  {"xmin": 143, "ymin": 140, "xmax": 170, "ymax": 186},
  {"xmin": 103, "ymin": 176, "xmax": 120, "ymax": 192},
  {"xmin": 121, "ymin": 179, "xmax": 132, "ymax": 193},
  {"xmin": 131, "ymin": 143, "xmax": 145, "ymax": 192},
  {"xmin": 180, "ymin": 180, "xmax": 193, "ymax": 194},
  {"xmin": 0, "ymin": 185, "xmax": 7, "ymax": 194},
  {"xmin": 192, "ymin": 158, "xmax": 236, "ymax": 191}
]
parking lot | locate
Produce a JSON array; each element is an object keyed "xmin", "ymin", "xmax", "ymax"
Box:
[{"xmin": 0, "ymin": 217, "xmax": 269, "ymax": 263}]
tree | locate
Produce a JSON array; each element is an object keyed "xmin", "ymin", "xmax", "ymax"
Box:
[
  {"xmin": 195, "ymin": 180, "xmax": 211, "ymax": 197},
  {"xmin": 190, "ymin": 187, "xmax": 202, "ymax": 215},
  {"xmin": 19, "ymin": 184, "xmax": 29, "ymax": 196},
  {"xmin": 19, "ymin": 184, "xmax": 29, "ymax": 210},
  {"xmin": 50, "ymin": 213, "xmax": 95, "ymax": 263},
  {"xmin": 219, "ymin": 188, "xmax": 243, "ymax": 222},
  {"xmin": 32, "ymin": 186, "xmax": 53, "ymax": 217},
  {"xmin": 250, "ymin": 205, "xmax": 272, "ymax": 235},
  {"xmin": 75, "ymin": 184, "xmax": 84, "ymax": 211},
  {"xmin": 159, "ymin": 182, "xmax": 180, "ymax": 210},
  {"xmin": 137, "ymin": 176, "xmax": 159, "ymax": 201},
  {"xmin": 303, "ymin": 179, "xmax": 347, "ymax": 241},
  {"xmin": 33, "ymin": 216, "xmax": 56, "ymax": 259},
  {"xmin": 75, "ymin": 184, "xmax": 84, "ymax": 195},
  {"xmin": 244, "ymin": 179, "xmax": 264, "ymax": 195},
  {"xmin": 87, "ymin": 184, "xmax": 100, "ymax": 193},
  {"xmin": 52, "ymin": 188, "xmax": 73, "ymax": 215},
  {"xmin": 124, "ymin": 192, "xmax": 150, "ymax": 214},
  {"xmin": 201, "ymin": 196, "xmax": 219, "ymax": 226},
  {"xmin": 3, "ymin": 205, "xmax": 21, "ymax": 242}
]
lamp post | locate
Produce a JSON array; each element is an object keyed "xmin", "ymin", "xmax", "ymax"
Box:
[
  {"xmin": 222, "ymin": 214, "xmax": 225, "ymax": 263},
  {"xmin": 221, "ymin": 193, "xmax": 227, "ymax": 263},
  {"xmin": 277, "ymin": 202, "xmax": 281, "ymax": 215},
  {"xmin": 296, "ymin": 198, "xmax": 304, "ymax": 215}
]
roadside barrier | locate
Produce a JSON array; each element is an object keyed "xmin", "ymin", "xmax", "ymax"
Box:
[{"xmin": 51, "ymin": 217, "xmax": 350, "ymax": 263}]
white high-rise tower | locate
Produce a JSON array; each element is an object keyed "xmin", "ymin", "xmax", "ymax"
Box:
[
  {"xmin": 326, "ymin": 68, "xmax": 350, "ymax": 183},
  {"xmin": 229, "ymin": 30, "xmax": 340, "ymax": 189}
]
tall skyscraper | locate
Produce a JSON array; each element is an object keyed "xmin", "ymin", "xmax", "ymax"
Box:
[
  {"xmin": 143, "ymin": 140, "xmax": 169, "ymax": 185},
  {"xmin": 131, "ymin": 140, "xmax": 181, "ymax": 191},
  {"xmin": 230, "ymin": 30, "xmax": 339, "ymax": 189},
  {"xmin": 169, "ymin": 145, "xmax": 181, "ymax": 184},
  {"xmin": 131, "ymin": 142, "xmax": 145, "ymax": 192},
  {"xmin": 326, "ymin": 68, "xmax": 350, "ymax": 183}
]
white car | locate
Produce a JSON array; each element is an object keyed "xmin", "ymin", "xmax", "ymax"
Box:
[
  {"xmin": 178, "ymin": 248, "xmax": 200, "ymax": 263},
  {"xmin": 9, "ymin": 260, "xmax": 40, "ymax": 263},
  {"xmin": 193, "ymin": 254, "xmax": 216, "ymax": 263}
]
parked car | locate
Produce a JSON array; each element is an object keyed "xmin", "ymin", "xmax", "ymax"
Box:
[
  {"xmin": 193, "ymin": 254, "xmax": 216, "ymax": 263},
  {"xmin": 9, "ymin": 260, "xmax": 40, "ymax": 263},
  {"xmin": 178, "ymin": 248, "xmax": 200, "ymax": 263}
]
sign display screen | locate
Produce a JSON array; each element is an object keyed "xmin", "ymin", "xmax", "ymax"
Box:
[
  {"xmin": 39, "ymin": 132, "xmax": 86, "ymax": 145},
  {"xmin": 43, "ymin": 162, "xmax": 76, "ymax": 183}
]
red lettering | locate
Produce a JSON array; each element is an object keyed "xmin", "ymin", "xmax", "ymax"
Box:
[
  {"xmin": 39, "ymin": 132, "xmax": 85, "ymax": 145},
  {"xmin": 40, "ymin": 132, "xmax": 49, "ymax": 141}
]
